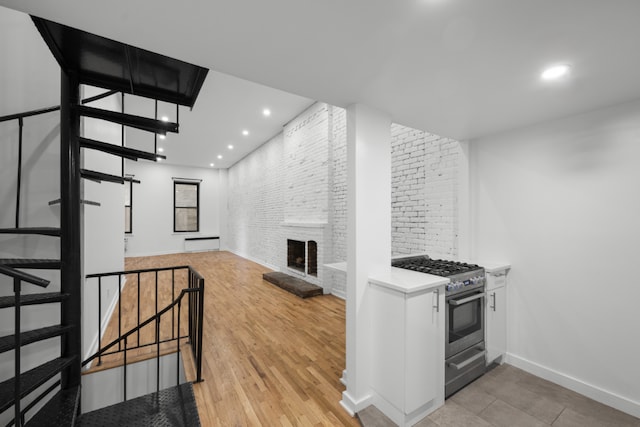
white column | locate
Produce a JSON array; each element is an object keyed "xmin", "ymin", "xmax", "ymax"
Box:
[{"xmin": 341, "ymin": 104, "xmax": 391, "ymax": 414}]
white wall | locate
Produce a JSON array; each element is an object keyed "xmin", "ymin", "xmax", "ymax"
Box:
[
  {"xmin": 0, "ymin": 8, "xmax": 64, "ymax": 425},
  {"xmin": 470, "ymin": 99, "xmax": 640, "ymax": 417},
  {"xmin": 123, "ymin": 161, "xmax": 222, "ymax": 257},
  {"xmin": 81, "ymin": 352, "xmax": 185, "ymax": 413}
]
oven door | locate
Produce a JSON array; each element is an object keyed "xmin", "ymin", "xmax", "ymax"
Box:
[{"xmin": 446, "ymin": 288, "xmax": 485, "ymax": 358}]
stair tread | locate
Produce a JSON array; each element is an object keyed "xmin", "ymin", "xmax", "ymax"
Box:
[
  {"xmin": 25, "ymin": 385, "xmax": 80, "ymax": 427},
  {"xmin": 78, "ymin": 383, "xmax": 200, "ymax": 427},
  {"xmin": 0, "ymin": 357, "xmax": 75, "ymax": 413},
  {"xmin": 0, "ymin": 227, "xmax": 60, "ymax": 236},
  {"xmin": 0, "ymin": 258, "xmax": 61, "ymax": 269},
  {"xmin": 80, "ymin": 137, "xmax": 165, "ymax": 162},
  {"xmin": 0, "ymin": 292, "xmax": 69, "ymax": 309},
  {"xmin": 0, "ymin": 324, "xmax": 73, "ymax": 354},
  {"xmin": 80, "ymin": 169, "xmax": 126, "ymax": 184},
  {"xmin": 77, "ymin": 105, "xmax": 179, "ymax": 135}
]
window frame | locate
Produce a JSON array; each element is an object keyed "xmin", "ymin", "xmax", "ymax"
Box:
[{"xmin": 173, "ymin": 181, "xmax": 200, "ymax": 233}]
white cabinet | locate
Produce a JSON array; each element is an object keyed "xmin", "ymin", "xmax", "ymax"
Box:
[
  {"xmin": 370, "ymin": 282, "xmax": 445, "ymax": 426},
  {"xmin": 485, "ymin": 269, "xmax": 508, "ymax": 364}
]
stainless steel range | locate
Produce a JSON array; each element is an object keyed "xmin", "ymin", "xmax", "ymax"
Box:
[{"xmin": 392, "ymin": 255, "xmax": 487, "ymax": 398}]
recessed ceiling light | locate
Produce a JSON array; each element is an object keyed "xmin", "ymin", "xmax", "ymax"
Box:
[
  {"xmin": 242, "ymin": 130, "xmax": 249, "ymax": 136},
  {"xmin": 210, "ymin": 163, "xmax": 214, "ymax": 167},
  {"xmin": 263, "ymin": 108, "xmax": 271, "ymax": 117},
  {"xmin": 159, "ymin": 134, "xmax": 166, "ymax": 140},
  {"xmin": 157, "ymin": 147, "xmax": 164, "ymax": 153},
  {"xmin": 156, "ymin": 157, "xmax": 163, "ymax": 161},
  {"xmin": 217, "ymin": 155, "xmax": 222, "ymax": 159},
  {"xmin": 228, "ymin": 145, "xmax": 234, "ymax": 150},
  {"xmin": 161, "ymin": 116, "xmax": 169, "ymax": 122},
  {"xmin": 541, "ymin": 64, "xmax": 570, "ymax": 81}
]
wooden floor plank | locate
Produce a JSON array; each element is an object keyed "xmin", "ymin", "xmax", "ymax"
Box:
[{"xmin": 118, "ymin": 251, "xmax": 358, "ymax": 426}]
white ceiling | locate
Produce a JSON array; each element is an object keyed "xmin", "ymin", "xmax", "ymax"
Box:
[{"xmin": 3, "ymin": 0, "xmax": 640, "ymax": 166}]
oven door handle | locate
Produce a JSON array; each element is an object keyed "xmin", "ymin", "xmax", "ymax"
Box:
[
  {"xmin": 448, "ymin": 292, "xmax": 485, "ymax": 306},
  {"xmin": 448, "ymin": 349, "xmax": 486, "ymax": 370}
]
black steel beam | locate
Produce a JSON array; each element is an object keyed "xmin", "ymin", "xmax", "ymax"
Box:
[{"xmin": 60, "ymin": 70, "xmax": 82, "ymax": 390}]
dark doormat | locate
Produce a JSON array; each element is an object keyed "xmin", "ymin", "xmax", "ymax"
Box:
[{"xmin": 263, "ymin": 272, "xmax": 323, "ymax": 298}]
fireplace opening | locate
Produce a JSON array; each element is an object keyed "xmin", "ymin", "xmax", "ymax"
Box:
[
  {"xmin": 287, "ymin": 239, "xmax": 306, "ymax": 273},
  {"xmin": 287, "ymin": 239, "xmax": 318, "ymax": 277}
]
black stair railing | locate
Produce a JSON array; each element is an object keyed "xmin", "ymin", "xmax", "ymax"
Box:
[
  {"xmin": 83, "ymin": 265, "xmax": 204, "ymax": 401},
  {"xmin": 0, "ymin": 265, "xmax": 49, "ymax": 426},
  {"xmin": 0, "ymin": 89, "xmax": 118, "ymax": 232}
]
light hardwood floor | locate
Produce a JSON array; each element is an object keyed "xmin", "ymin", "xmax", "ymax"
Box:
[{"xmin": 121, "ymin": 251, "xmax": 359, "ymax": 427}]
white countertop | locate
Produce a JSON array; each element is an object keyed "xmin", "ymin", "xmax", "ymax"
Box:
[
  {"xmin": 467, "ymin": 261, "xmax": 511, "ymax": 274},
  {"xmin": 369, "ymin": 267, "xmax": 449, "ymax": 294},
  {"xmin": 325, "ymin": 262, "xmax": 448, "ymax": 294}
]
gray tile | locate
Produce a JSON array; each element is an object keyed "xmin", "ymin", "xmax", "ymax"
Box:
[
  {"xmin": 357, "ymin": 405, "xmax": 396, "ymax": 427},
  {"xmin": 516, "ymin": 374, "xmax": 640, "ymax": 426},
  {"xmin": 552, "ymin": 407, "xmax": 618, "ymax": 427},
  {"xmin": 561, "ymin": 398, "xmax": 640, "ymax": 427},
  {"xmin": 449, "ymin": 383, "xmax": 497, "ymax": 414},
  {"xmin": 428, "ymin": 400, "xmax": 492, "ymax": 427},
  {"xmin": 484, "ymin": 378, "xmax": 565, "ymax": 424},
  {"xmin": 479, "ymin": 399, "xmax": 548, "ymax": 427},
  {"xmin": 413, "ymin": 416, "xmax": 438, "ymax": 427}
]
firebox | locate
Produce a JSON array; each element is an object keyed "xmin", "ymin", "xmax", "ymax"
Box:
[{"xmin": 287, "ymin": 239, "xmax": 317, "ymax": 277}]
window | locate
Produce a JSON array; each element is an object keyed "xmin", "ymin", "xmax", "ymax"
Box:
[
  {"xmin": 125, "ymin": 179, "xmax": 132, "ymax": 234},
  {"xmin": 174, "ymin": 181, "xmax": 199, "ymax": 232}
]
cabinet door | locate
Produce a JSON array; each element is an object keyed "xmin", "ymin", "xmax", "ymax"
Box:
[
  {"xmin": 486, "ymin": 285, "xmax": 506, "ymax": 364},
  {"xmin": 405, "ymin": 288, "xmax": 445, "ymax": 413}
]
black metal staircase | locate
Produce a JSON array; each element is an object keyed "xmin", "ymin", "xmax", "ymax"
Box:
[{"xmin": 0, "ymin": 14, "xmax": 207, "ymax": 426}]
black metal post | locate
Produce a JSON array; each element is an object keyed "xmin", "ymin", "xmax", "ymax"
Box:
[
  {"xmin": 123, "ymin": 336, "xmax": 127, "ymax": 401},
  {"xmin": 156, "ymin": 319, "xmax": 160, "ymax": 393},
  {"xmin": 177, "ymin": 299, "xmax": 181, "ymax": 386},
  {"xmin": 98, "ymin": 277, "xmax": 102, "ymax": 366},
  {"xmin": 121, "ymin": 93, "xmax": 125, "ymax": 177},
  {"xmin": 15, "ymin": 117, "xmax": 23, "ymax": 229},
  {"xmin": 14, "ymin": 279, "xmax": 21, "ymax": 426},
  {"xmin": 118, "ymin": 275, "xmax": 122, "ymax": 352},
  {"xmin": 196, "ymin": 278, "xmax": 204, "ymax": 382},
  {"xmin": 60, "ymin": 69, "xmax": 82, "ymax": 390}
]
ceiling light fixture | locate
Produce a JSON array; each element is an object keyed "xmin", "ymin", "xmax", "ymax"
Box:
[
  {"xmin": 210, "ymin": 163, "xmax": 214, "ymax": 167},
  {"xmin": 156, "ymin": 157, "xmax": 163, "ymax": 161},
  {"xmin": 159, "ymin": 134, "xmax": 166, "ymax": 140},
  {"xmin": 263, "ymin": 108, "xmax": 271, "ymax": 117},
  {"xmin": 217, "ymin": 155, "xmax": 222, "ymax": 159},
  {"xmin": 161, "ymin": 116, "xmax": 169, "ymax": 122},
  {"xmin": 228, "ymin": 145, "xmax": 234, "ymax": 150},
  {"xmin": 541, "ymin": 64, "xmax": 571, "ymax": 81},
  {"xmin": 242, "ymin": 130, "xmax": 249, "ymax": 136},
  {"xmin": 158, "ymin": 147, "xmax": 164, "ymax": 153}
]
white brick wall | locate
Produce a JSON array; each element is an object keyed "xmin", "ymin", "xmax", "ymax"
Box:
[
  {"xmin": 227, "ymin": 133, "xmax": 284, "ymax": 269},
  {"xmin": 391, "ymin": 124, "xmax": 459, "ymax": 258},
  {"xmin": 328, "ymin": 106, "xmax": 347, "ymax": 297},
  {"xmin": 227, "ymin": 105, "xmax": 461, "ymax": 298}
]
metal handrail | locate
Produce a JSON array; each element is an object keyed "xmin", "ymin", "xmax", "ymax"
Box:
[
  {"xmin": 83, "ymin": 265, "xmax": 205, "ymax": 399},
  {"xmin": 0, "ymin": 264, "xmax": 50, "ymax": 288},
  {"xmin": 0, "ymin": 90, "xmax": 118, "ymax": 123}
]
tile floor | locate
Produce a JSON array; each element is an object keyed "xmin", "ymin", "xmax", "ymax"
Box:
[{"xmin": 358, "ymin": 364, "xmax": 640, "ymax": 427}]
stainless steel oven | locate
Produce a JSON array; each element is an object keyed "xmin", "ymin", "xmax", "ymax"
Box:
[
  {"xmin": 445, "ymin": 286, "xmax": 486, "ymax": 397},
  {"xmin": 446, "ymin": 288, "xmax": 485, "ymax": 358}
]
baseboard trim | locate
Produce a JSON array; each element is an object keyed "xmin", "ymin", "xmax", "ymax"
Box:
[
  {"xmin": 226, "ymin": 249, "xmax": 281, "ymax": 272},
  {"xmin": 84, "ymin": 277, "xmax": 127, "ymax": 367},
  {"xmin": 340, "ymin": 390, "xmax": 372, "ymax": 417},
  {"xmin": 506, "ymin": 353, "xmax": 640, "ymax": 418},
  {"xmin": 332, "ymin": 288, "xmax": 346, "ymax": 300}
]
